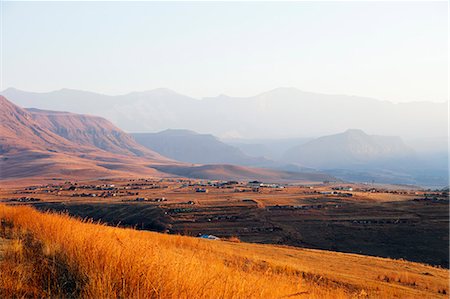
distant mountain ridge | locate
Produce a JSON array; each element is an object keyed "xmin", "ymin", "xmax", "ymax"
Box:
[
  {"xmin": 276, "ymin": 129, "xmax": 449, "ymax": 187},
  {"xmin": 132, "ymin": 129, "xmax": 270, "ymax": 166},
  {"xmin": 283, "ymin": 129, "xmax": 415, "ymax": 169},
  {"xmin": 2, "ymin": 89, "xmax": 446, "ymax": 187},
  {"xmin": 2, "ymin": 87, "xmax": 447, "ymax": 139}
]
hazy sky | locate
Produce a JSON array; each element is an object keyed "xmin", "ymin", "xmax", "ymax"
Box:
[{"xmin": 2, "ymin": 1, "xmax": 448, "ymax": 102}]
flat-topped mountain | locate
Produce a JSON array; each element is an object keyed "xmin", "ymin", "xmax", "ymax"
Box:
[
  {"xmin": 27, "ymin": 108, "xmax": 165, "ymax": 159},
  {"xmin": 0, "ymin": 96, "xmax": 78, "ymax": 154},
  {"xmin": 0, "ymin": 96, "xmax": 173, "ymax": 180}
]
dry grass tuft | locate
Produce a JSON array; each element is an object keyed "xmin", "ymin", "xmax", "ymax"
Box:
[{"xmin": 223, "ymin": 236, "xmax": 241, "ymax": 243}]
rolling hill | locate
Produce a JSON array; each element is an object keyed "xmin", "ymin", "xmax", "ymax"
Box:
[{"xmin": 153, "ymin": 163, "xmax": 334, "ymax": 182}]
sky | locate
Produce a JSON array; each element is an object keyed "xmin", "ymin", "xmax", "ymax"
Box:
[{"xmin": 2, "ymin": 1, "xmax": 448, "ymax": 102}]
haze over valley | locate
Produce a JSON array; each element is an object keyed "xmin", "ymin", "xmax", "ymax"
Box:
[{"xmin": 2, "ymin": 88, "xmax": 447, "ymax": 187}]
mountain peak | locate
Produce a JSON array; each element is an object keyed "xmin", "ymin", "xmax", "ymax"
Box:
[
  {"xmin": 343, "ymin": 129, "xmax": 367, "ymax": 136},
  {"xmin": 124, "ymin": 88, "xmax": 184, "ymax": 98},
  {"xmin": 258, "ymin": 87, "xmax": 304, "ymax": 97},
  {"xmin": 2, "ymin": 87, "xmax": 20, "ymax": 93}
]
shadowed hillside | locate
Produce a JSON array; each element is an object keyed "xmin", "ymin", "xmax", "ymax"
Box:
[{"xmin": 132, "ymin": 129, "xmax": 267, "ymax": 165}]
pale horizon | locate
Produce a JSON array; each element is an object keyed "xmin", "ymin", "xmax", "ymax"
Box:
[
  {"xmin": 2, "ymin": 86, "xmax": 449, "ymax": 105},
  {"xmin": 3, "ymin": 1, "xmax": 448, "ymax": 103}
]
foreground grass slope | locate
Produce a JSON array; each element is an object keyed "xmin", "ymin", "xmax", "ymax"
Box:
[{"xmin": 0, "ymin": 204, "xmax": 447, "ymax": 298}]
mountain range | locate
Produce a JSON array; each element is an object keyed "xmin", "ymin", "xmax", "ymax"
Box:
[
  {"xmin": 0, "ymin": 96, "xmax": 333, "ymax": 183},
  {"xmin": 2, "ymin": 87, "xmax": 447, "ymax": 139},
  {"xmin": 132, "ymin": 128, "xmax": 448, "ymax": 187},
  {"xmin": 1, "ymin": 88, "xmax": 447, "ymax": 187}
]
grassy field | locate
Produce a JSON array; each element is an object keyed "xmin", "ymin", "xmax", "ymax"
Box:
[{"xmin": 0, "ymin": 204, "xmax": 448, "ymax": 298}]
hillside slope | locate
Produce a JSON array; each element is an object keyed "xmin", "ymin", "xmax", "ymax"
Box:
[
  {"xmin": 27, "ymin": 108, "xmax": 166, "ymax": 159},
  {"xmin": 0, "ymin": 96, "xmax": 81, "ymax": 154},
  {"xmin": 154, "ymin": 163, "xmax": 334, "ymax": 182},
  {"xmin": 0, "ymin": 204, "xmax": 448, "ymax": 298}
]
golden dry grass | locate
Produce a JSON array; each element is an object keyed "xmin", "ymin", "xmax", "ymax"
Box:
[{"xmin": 0, "ymin": 204, "xmax": 447, "ymax": 298}]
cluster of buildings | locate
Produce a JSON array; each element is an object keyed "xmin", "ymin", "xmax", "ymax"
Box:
[
  {"xmin": 319, "ymin": 191, "xmax": 353, "ymax": 197},
  {"xmin": 133, "ymin": 197, "xmax": 168, "ymax": 202},
  {"xmin": 267, "ymin": 204, "xmax": 340, "ymax": 211}
]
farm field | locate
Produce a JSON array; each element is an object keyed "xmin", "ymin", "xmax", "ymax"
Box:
[{"xmin": 1, "ymin": 178, "xmax": 448, "ymax": 268}]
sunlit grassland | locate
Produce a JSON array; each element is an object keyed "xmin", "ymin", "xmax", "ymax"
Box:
[{"xmin": 0, "ymin": 204, "xmax": 447, "ymax": 298}]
